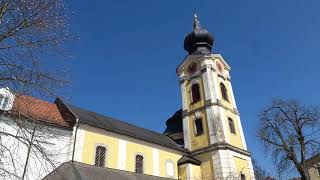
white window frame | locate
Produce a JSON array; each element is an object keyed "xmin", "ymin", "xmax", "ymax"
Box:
[
  {"xmin": 165, "ymin": 159, "xmax": 175, "ymax": 178},
  {"xmin": 93, "ymin": 144, "xmax": 108, "ymax": 167}
]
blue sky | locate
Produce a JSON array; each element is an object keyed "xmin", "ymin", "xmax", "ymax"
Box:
[{"xmin": 66, "ymin": 0, "xmax": 320, "ymax": 178}]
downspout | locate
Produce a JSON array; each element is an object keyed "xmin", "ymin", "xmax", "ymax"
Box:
[{"xmin": 72, "ymin": 119, "xmax": 79, "ymax": 162}]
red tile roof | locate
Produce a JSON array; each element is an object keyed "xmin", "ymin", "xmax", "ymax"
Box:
[{"xmin": 10, "ymin": 95, "xmax": 73, "ymax": 128}]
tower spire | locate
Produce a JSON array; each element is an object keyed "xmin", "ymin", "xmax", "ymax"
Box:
[
  {"xmin": 193, "ymin": 13, "xmax": 201, "ymax": 30},
  {"xmin": 184, "ymin": 13, "xmax": 214, "ymax": 55}
]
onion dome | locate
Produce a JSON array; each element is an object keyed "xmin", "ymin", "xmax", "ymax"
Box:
[
  {"xmin": 164, "ymin": 109, "xmax": 184, "ymax": 146},
  {"xmin": 184, "ymin": 14, "xmax": 214, "ymax": 55}
]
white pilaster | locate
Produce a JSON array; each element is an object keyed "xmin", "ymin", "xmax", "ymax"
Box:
[
  {"xmin": 227, "ymin": 79, "xmax": 237, "ymax": 109},
  {"xmin": 201, "ymin": 61, "xmax": 214, "ymax": 101},
  {"xmin": 180, "ymin": 76, "xmax": 188, "ymax": 111},
  {"xmin": 74, "ymin": 128, "xmax": 85, "ymax": 162},
  {"xmin": 212, "ymin": 150, "xmax": 236, "ymax": 179},
  {"xmin": 235, "ymin": 115, "xmax": 247, "ymax": 150},
  {"xmin": 186, "ymin": 164, "xmax": 193, "ymax": 180},
  {"xmin": 117, "ymin": 139, "xmax": 127, "ymax": 170},
  {"xmin": 152, "ymin": 148, "xmax": 160, "ymax": 176},
  {"xmin": 205, "ymin": 106, "xmax": 218, "ymax": 144},
  {"xmin": 183, "ymin": 116, "xmax": 191, "ymax": 150}
]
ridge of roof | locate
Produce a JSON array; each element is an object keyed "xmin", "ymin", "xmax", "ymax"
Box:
[
  {"xmin": 178, "ymin": 155, "xmax": 201, "ymax": 166},
  {"xmin": 43, "ymin": 161, "xmax": 176, "ymax": 180},
  {"xmin": 66, "ymin": 104, "xmax": 187, "ymax": 153}
]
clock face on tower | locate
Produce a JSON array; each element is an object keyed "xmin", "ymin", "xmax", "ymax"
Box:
[
  {"xmin": 216, "ymin": 61, "xmax": 223, "ymax": 73},
  {"xmin": 187, "ymin": 62, "xmax": 198, "ymax": 74}
]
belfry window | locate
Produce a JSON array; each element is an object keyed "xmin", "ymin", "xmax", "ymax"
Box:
[
  {"xmin": 95, "ymin": 146, "xmax": 106, "ymax": 167},
  {"xmin": 135, "ymin": 154, "xmax": 144, "ymax": 174},
  {"xmin": 220, "ymin": 83, "xmax": 228, "ymax": 101},
  {"xmin": 228, "ymin": 118, "xmax": 236, "ymax": 134},
  {"xmin": 191, "ymin": 83, "xmax": 201, "ymax": 103},
  {"xmin": 317, "ymin": 164, "xmax": 320, "ymax": 176},
  {"xmin": 194, "ymin": 118, "xmax": 204, "ymax": 136}
]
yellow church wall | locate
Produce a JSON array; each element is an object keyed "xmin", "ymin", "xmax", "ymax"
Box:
[
  {"xmin": 82, "ymin": 129, "xmax": 119, "ymax": 169},
  {"xmin": 80, "ymin": 125, "xmax": 184, "ymax": 178},
  {"xmin": 194, "ymin": 152, "xmax": 214, "ymax": 180},
  {"xmin": 126, "ymin": 141, "xmax": 153, "ymax": 175},
  {"xmin": 158, "ymin": 150, "xmax": 181, "ymax": 178},
  {"xmin": 188, "ymin": 109, "xmax": 210, "ymax": 151},
  {"xmin": 224, "ymin": 109, "xmax": 243, "ymax": 149},
  {"xmin": 192, "ymin": 165, "xmax": 202, "ymax": 180},
  {"xmin": 178, "ymin": 165, "xmax": 187, "ymax": 180},
  {"xmin": 234, "ymin": 156, "xmax": 251, "ymax": 179}
]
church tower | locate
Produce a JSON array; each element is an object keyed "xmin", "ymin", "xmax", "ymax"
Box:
[{"xmin": 177, "ymin": 14, "xmax": 255, "ymax": 180}]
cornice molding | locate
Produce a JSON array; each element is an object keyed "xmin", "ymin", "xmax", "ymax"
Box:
[
  {"xmin": 190, "ymin": 142, "xmax": 251, "ymax": 157},
  {"xmin": 182, "ymin": 99, "xmax": 239, "ymax": 118}
]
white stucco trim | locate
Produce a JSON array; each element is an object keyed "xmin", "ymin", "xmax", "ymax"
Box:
[
  {"xmin": 183, "ymin": 116, "xmax": 191, "ymax": 150},
  {"xmin": 227, "ymin": 80, "xmax": 237, "ymax": 109},
  {"xmin": 180, "ymin": 77, "xmax": 188, "ymax": 111},
  {"xmin": 235, "ymin": 115, "xmax": 247, "ymax": 150},
  {"xmin": 218, "ymin": 106, "xmax": 230, "ymax": 143},
  {"xmin": 212, "ymin": 149, "xmax": 236, "ymax": 179},
  {"xmin": 152, "ymin": 148, "xmax": 160, "ymax": 176},
  {"xmin": 186, "ymin": 163, "xmax": 193, "ymax": 180},
  {"xmin": 205, "ymin": 106, "xmax": 217, "ymax": 144},
  {"xmin": 74, "ymin": 127, "xmax": 85, "ymax": 162},
  {"xmin": 118, "ymin": 139, "xmax": 127, "ymax": 170}
]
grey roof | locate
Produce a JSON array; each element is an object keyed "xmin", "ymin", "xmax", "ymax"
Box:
[
  {"xmin": 177, "ymin": 156, "xmax": 201, "ymax": 166},
  {"xmin": 43, "ymin": 161, "xmax": 175, "ymax": 180},
  {"xmin": 66, "ymin": 104, "xmax": 187, "ymax": 153}
]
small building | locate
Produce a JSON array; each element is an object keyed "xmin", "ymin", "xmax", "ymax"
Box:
[{"xmin": 306, "ymin": 154, "xmax": 320, "ymax": 180}]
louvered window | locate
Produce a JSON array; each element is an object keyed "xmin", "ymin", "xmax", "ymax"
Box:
[
  {"xmin": 191, "ymin": 83, "xmax": 201, "ymax": 103},
  {"xmin": 135, "ymin": 155, "xmax": 144, "ymax": 174},
  {"xmin": 220, "ymin": 83, "xmax": 229, "ymax": 101},
  {"xmin": 95, "ymin": 146, "xmax": 106, "ymax": 167},
  {"xmin": 194, "ymin": 118, "xmax": 204, "ymax": 136},
  {"xmin": 228, "ymin": 118, "xmax": 236, "ymax": 134}
]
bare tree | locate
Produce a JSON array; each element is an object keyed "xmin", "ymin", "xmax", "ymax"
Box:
[
  {"xmin": 257, "ymin": 98, "xmax": 320, "ymax": 180},
  {"xmin": 252, "ymin": 158, "xmax": 269, "ymax": 180},
  {"xmin": 0, "ymin": 0, "xmax": 74, "ymax": 179},
  {"xmin": 0, "ymin": 0, "xmax": 74, "ymax": 97}
]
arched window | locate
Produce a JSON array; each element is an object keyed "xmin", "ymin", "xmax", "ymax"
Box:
[
  {"xmin": 191, "ymin": 83, "xmax": 201, "ymax": 103},
  {"xmin": 95, "ymin": 146, "xmax": 106, "ymax": 167},
  {"xmin": 241, "ymin": 174, "xmax": 246, "ymax": 180},
  {"xmin": 228, "ymin": 118, "xmax": 236, "ymax": 134},
  {"xmin": 220, "ymin": 83, "xmax": 228, "ymax": 101},
  {"xmin": 135, "ymin": 154, "xmax": 144, "ymax": 174}
]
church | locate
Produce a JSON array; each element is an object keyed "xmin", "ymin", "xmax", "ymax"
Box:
[{"xmin": 0, "ymin": 15, "xmax": 255, "ymax": 180}]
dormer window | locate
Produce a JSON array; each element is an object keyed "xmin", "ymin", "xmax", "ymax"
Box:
[{"xmin": 0, "ymin": 88, "xmax": 14, "ymax": 111}]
